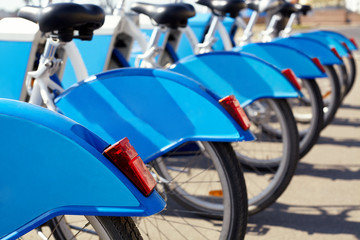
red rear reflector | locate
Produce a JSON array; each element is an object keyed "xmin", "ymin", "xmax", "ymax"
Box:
[
  {"xmin": 331, "ymin": 47, "xmax": 342, "ymax": 60},
  {"xmin": 350, "ymin": 37, "xmax": 358, "ymax": 49},
  {"xmin": 103, "ymin": 137, "xmax": 156, "ymax": 197},
  {"xmin": 219, "ymin": 95, "xmax": 251, "ymax": 131},
  {"xmin": 281, "ymin": 68, "xmax": 301, "ymax": 90},
  {"xmin": 311, "ymin": 57, "xmax": 325, "ymax": 73},
  {"xmin": 342, "ymin": 42, "xmax": 351, "ymax": 53}
]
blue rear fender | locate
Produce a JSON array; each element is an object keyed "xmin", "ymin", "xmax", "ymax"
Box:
[
  {"xmin": 238, "ymin": 42, "xmax": 327, "ymax": 79},
  {"xmin": 55, "ymin": 68, "xmax": 255, "ymax": 164},
  {"xmin": 273, "ymin": 37, "xmax": 343, "ymax": 65},
  {"xmin": 302, "ymin": 30, "xmax": 358, "ymax": 51},
  {"xmin": 291, "ymin": 33, "xmax": 349, "ymax": 58},
  {"xmin": 170, "ymin": 51, "xmax": 301, "ymax": 107},
  {"xmin": 0, "ymin": 99, "xmax": 165, "ymax": 240}
]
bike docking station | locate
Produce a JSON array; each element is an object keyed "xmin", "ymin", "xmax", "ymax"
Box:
[{"xmin": 0, "ymin": 17, "xmax": 42, "ymax": 100}]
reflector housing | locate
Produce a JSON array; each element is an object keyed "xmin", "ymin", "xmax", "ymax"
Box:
[
  {"xmin": 103, "ymin": 137, "xmax": 156, "ymax": 197},
  {"xmin": 311, "ymin": 57, "xmax": 326, "ymax": 73},
  {"xmin": 350, "ymin": 37, "xmax": 358, "ymax": 49},
  {"xmin": 342, "ymin": 42, "xmax": 351, "ymax": 53},
  {"xmin": 219, "ymin": 95, "xmax": 251, "ymax": 131},
  {"xmin": 331, "ymin": 47, "xmax": 342, "ymax": 60},
  {"xmin": 281, "ymin": 68, "xmax": 301, "ymax": 90}
]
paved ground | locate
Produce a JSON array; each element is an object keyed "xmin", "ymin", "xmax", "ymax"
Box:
[{"xmin": 245, "ymin": 26, "xmax": 360, "ymax": 240}]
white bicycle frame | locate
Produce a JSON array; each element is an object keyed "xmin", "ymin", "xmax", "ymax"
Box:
[
  {"xmin": 26, "ymin": 0, "xmax": 151, "ymax": 109},
  {"xmin": 28, "ymin": 0, "xmax": 298, "ymax": 102},
  {"xmin": 195, "ymin": 0, "xmax": 300, "ymax": 46},
  {"xmin": 233, "ymin": 0, "xmax": 299, "ymax": 44},
  {"xmin": 27, "ymin": 39, "xmax": 80, "ymax": 111}
]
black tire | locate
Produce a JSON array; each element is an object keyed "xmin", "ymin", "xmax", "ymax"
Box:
[
  {"xmin": 47, "ymin": 216, "xmax": 142, "ymax": 240},
  {"xmin": 317, "ymin": 65, "xmax": 342, "ymax": 128},
  {"xmin": 334, "ymin": 63, "xmax": 349, "ymax": 101},
  {"xmin": 343, "ymin": 54, "xmax": 357, "ymax": 95},
  {"xmin": 288, "ymin": 79, "xmax": 324, "ymax": 158},
  {"xmin": 144, "ymin": 141, "xmax": 248, "ymax": 240},
  {"xmin": 232, "ymin": 99, "xmax": 299, "ymax": 215}
]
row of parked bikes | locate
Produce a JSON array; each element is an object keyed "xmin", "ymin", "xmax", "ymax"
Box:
[{"xmin": 0, "ymin": 0, "xmax": 357, "ymax": 239}]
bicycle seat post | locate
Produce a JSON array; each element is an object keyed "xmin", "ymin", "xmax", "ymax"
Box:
[
  {"xmin": 26, "ymin": 37, "xmax": 64, "ymax": 110},
  {"xmin": 280, "ymin": 12, "xmax": 297, "ymax": 38},
  {"xmin": 199, "ymin": 15, "xmax": 222, "ymax": 53},
  {"xmin": 239, "ymin": 11, "xmax": 259, "ymax": 45},
  {"xmin": 18, "ymin": 3, "xmax": 105, "ymax": 109},
  {"xmin": 41, "ymin": 37, "xmax": 62, "ymax": 66},
  {"xmin": 137, "ymin": 25, "xmax": 169, "ymax": 68},
  {"xmin": 131, "ymin": 2, "xmax": 195, "ymax": 67},
  {"xmin": 113, "ymin": 0, "xmax": 126, "ymax": 16},
  {"xmin": 261, "ymin": 13, "xmax": 281, "ymax": 42}
]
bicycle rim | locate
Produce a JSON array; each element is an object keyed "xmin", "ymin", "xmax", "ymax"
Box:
[
  {"xmin": 137, "ymin": 141, "xmax": 248, "ymax": 240},
  {"xmin": 287, "ymin": 79, "xmax": 323, "ymax": 158},
  {"xmin": 232, "ymin": 99, "xmax": 299, "ymax": 215},
  {"xmin": 20, "ymin": 216, "xmax": 141, "ymax": 240},
  {"xmin": 317, "ymin": 65, "xmax": 342, "ymax": 128}
]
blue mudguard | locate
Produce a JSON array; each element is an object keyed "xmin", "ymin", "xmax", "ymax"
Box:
[
  {"xmin": 55, "ymin": 68, "xmax": 255, "ymax": 163},
  {"xmin": 291, "ymin": 33, "xmax": 349, "ymax": 58},
  {"xmin": 272, "ymin": 36, "xmax": 343, "ymax": 65},
  {"xmin": 297, "ymin": 30, "xmax": 357, "ymax": 51},
  {"xmin": 237, "ymin": 42, "xmax": 327, "ymax": 79},
  {"xmin": 169, "ymin": 51, "xmax": 301, "ymax": 107},
  {"xmin": 0, "ymin": 99, "xmax": 165, "ymax": 240}
]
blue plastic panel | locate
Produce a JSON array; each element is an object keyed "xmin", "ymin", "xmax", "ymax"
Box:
[
  {"xmin": 0, "ymin": 41, "xmax": 32, "ymax": 100},
  {"xmin": 55, "ymin": 68, "xmax": 254, "ymax": 163},
  {"xmin": 0, "ymin": 99, "xmax": 165, "ymax": 240},
  {"xmin": 170, "ymin": 51, "xmax": 300, "ymax": 107},
  {"xmin": 273, "ymin": 37, "xmax": 343, "ymax": 65},
  {"xmin": 292, "ymin": 33, "xmax": 349, "ymax": 58},
  {"xmin": 239, "ymin": 42, "xmax": 327, "ymax": 78},
  {"xmin": 61, "ymin": 35, "xmax": 113, "ymax": 89},
  {"xmin": 302, "ymin": 30, "xmax": 357, "ymax": 51}
]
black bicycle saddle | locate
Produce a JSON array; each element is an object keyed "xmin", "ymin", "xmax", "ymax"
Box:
[
  {"xmin": 246, "ymin": 0, "xmax": 282, "ymax": 13},
  {"xmin": 131, "ymin": 2, "xmax": 195, "ymax": 29},
  {"xmin": 276, "ymin": 2, "xmax": 300, "ymax": 17},
  {"xmin": 18, "ymin": 3, "xmax": 105, "ymax": 42},
  {"xmin": 296, "ymin": 4, "xmax": 311, "ymax": 15},
  {"xmin": 196, "ymin": 0, "xmax": 246, "ymax": 18}
]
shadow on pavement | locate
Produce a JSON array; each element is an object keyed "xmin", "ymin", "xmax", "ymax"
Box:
[
  {"xmin": 247, "ymin": 202, "xmax": 360, "ymax": 238},
  {"xmin": 338, "ymin": 103, "xmax": 360, "ymax": 110},
  {"xmin": 328, "ymin": 116, "xmax": 360, "ymax": 127},
  {"xmin": 316, "ymin": 135, "xmax": 360, "ymax": 147},
  {"xmin": 295, "ymin": 162, "xmax": 360, "ymax": 180}
]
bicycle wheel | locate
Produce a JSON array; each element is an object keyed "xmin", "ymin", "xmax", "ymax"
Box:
[
  {"xmin": 317, "ymin": 65, "xmax": 342, "ymax": 128},
  {"xmin": 343, "ymin": 54, "xmax": 357, "ymax": 95},
  {"xmin": 334, "ymin": 63, "xmax": 349, "ymax": 101},
  {"xmin": 138, "ymin": 141, "xmax": 248, "ymax": 240},
  {"xmin": 232, "ymin": 98, "xmax": 299, "ymax": 215},
  {"xmin": 21, "ymin": 216, "xmax": 142, "ymax": 240},
  {"xmin": 287, "ymin": 79, "xmax": 324, "ymax": 158}
]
